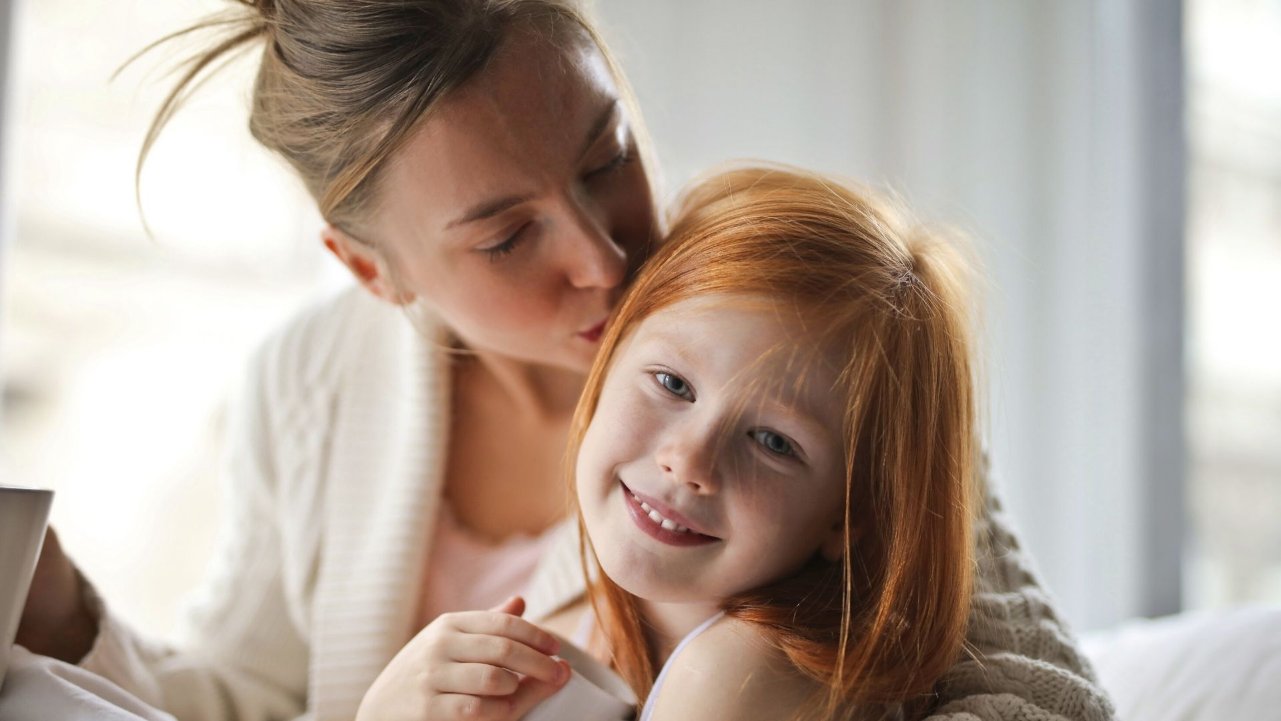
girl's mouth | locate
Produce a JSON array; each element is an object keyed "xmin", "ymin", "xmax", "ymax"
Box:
[{"xmin": 620, "ymin": 481, "xmax": 718, "ymax": 547}]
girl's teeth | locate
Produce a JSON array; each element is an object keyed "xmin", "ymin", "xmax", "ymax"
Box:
[{"xmin": 637, "ymin": 495, "xmax": 691, "ymax": 534}]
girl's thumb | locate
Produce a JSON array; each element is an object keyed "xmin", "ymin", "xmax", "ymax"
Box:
[{"xmin": 490, "ymin": 595, "xmax": 526, "ymax": 616}]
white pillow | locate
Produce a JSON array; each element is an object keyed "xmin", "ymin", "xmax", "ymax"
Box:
[{"xmin": 1081, "ymin": 606, "xmax": 1281, "ymax": 721}]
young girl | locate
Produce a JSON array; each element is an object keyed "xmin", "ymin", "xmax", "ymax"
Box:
[
  {"xmin": 399, "ymin": 164, "xmax": 979, "ymax": 721},
  {"xmin": 574, "ymin": 164, "xmax": 977, "ymax": 721}
]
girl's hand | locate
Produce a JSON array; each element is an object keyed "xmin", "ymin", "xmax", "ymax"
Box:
[
  {"xmin": 15, "ymin": 526, "xmax": 99, "ymax": 662},
  {"xmin": 356, "ymin": 596, "xmax": 571, "ymax": 721}
]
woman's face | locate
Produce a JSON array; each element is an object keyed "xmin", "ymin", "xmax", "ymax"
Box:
[{"xmin": 354, "ymin": 28, "xmax": 655, "ymax": 372}]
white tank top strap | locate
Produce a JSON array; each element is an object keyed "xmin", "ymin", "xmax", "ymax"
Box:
[{"xmin": 639, "ymin": 611, "xmax": 727, "ymax": 721}]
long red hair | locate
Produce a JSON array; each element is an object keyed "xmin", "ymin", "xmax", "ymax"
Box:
[{"xmin": 567, "ymin": 165, "xmax": 979, "ymax": 719}]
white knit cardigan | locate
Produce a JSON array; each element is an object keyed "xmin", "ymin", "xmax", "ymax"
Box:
[{"xmin": 78, "ymin": 287, "xmax": 1114, "ymax": 721}]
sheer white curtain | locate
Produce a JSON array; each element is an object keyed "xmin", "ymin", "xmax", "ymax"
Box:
[
  {"xmin": 596, "ymin": 0, "xmax": 1186, "ymax": 631},
  {"xmin": 1, "ymin": 0, "xmax": 13, "ymax": 426}
]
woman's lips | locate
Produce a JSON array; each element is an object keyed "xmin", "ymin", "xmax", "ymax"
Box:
[
  {"xmin": 577, "ymin": 319, "xmax": 607, "ymax": 343},
  {"xmin": 621, "ymin": 481, "xmax": 718, "ymax": 547}
]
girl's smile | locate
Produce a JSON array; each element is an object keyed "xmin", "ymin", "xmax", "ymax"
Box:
[{"xmin": 621, "ymin": 480, "xmax": 719, "ymax": 546}]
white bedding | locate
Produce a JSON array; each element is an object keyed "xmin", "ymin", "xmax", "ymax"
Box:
[{"xmin": 1081, "ymin": 605, "xmax": 1281, "ymax": 721}]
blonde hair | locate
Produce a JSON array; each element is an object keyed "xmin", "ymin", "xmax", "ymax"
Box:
[
  {"xmin": 569, "ymin": 165, "xmax": 980, "ymax": 719},
  {"xmin": 134, "ymin": 0, "xmax": 658, "ymax": 236}
]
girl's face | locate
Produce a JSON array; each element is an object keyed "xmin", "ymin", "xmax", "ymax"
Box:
[
  {"xmin": 576, "ymin": 294, "xmax": 848, "ymax": 606},
  {"xmin": 344, "ymin": 28, "xmax": 655, "ymax": 372}
]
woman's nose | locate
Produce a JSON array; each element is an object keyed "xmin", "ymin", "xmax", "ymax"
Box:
[{"xmin": 560, "ymin": 201, "xmax": 627, "ymax": 290}]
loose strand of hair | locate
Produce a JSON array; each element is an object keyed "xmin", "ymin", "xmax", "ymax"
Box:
[{"xmin": 127, "ymin": 12, "xmax": 268, "ymax": 236}]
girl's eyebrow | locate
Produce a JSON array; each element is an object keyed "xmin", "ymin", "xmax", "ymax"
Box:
[
  {"xmin": 637, "ymin": 330, "xmax": 699, "ymax": 367},
  {"xmin": 759, "ymin": 396, "xmax": 831, "ymax": 447},
  {"xmin": 641, "ymin": 329, "xmax": 833, "ymax": 441},
  {"xmin": 444, "ymin": 100, "xmax": 621, "ymax": 231}
]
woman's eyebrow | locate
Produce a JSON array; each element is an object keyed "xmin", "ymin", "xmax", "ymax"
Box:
[
  {"xmin": 446, "ymin": 193, "xmax": 534, "ymax": 229},
  {"xmin": 444, "ymin": 100, "xmax": 621, "ymax": 231}
]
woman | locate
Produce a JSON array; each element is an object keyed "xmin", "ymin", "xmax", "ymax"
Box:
[{"xmin": 17, "ymin": 2, "xmax": 1112, "ymax": 720}]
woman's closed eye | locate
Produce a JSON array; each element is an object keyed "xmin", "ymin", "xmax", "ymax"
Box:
[
  {"xmin": 652, "ymin": 370, "xmax": 694, "ymax": 401},
  {"xmin": 584, "ymin": 145, "xmax": 633, "ymax": 183},
  {"xmin": 479, "ymin": 222, "xmax": 531, "ymax": 261}
]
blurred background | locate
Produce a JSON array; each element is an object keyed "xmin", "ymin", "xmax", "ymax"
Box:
[{"xmin": 0, "ymin": 0, "xmax": 1277, "ymax": 637}]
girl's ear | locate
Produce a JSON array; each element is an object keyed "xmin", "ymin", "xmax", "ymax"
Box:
[
  {"xmin": 820, "ymin": 520, "xmax": 847, "ymax": 563},
  {"xmin": 322, "ymin": 224, "xmax": 416, "ymax": 305}
]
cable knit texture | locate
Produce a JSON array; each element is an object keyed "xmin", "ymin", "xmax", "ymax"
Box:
[
  {"xmin": 923, "ymin": 484, "xmax": 1116, "ymax": 721},
  {"xmin": 76, "ymin": 287, "xmax": 1114, "ymax": 721}
]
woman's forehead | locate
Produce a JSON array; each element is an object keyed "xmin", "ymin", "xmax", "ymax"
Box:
[
  {"xmin": 372, "ymin": 29, "xmax": 623, "ymax": 239},
  {"xmin": 459, "ymin": 26, "xmax": 617, "ymax": 121}
]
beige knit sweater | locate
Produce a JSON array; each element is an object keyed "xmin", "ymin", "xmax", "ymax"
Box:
[{"xmin": 78, "ymin": 287, "xmax": 1114, "ymax": 721}]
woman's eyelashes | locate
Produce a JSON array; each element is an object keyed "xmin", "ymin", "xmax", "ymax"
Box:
[
  {"xmin": 480, "ymin": 222, "xmax": 530, "ymax": 261},
  {"xmin": 584, "ymin": 145, "xmax": 633, "ymax": 182},
  {"xmin": 476, "ymin": 145, "xmax": 632, "ymax": 263}
]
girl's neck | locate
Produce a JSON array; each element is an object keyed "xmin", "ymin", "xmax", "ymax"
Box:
[{"xmin": 639, "ymin": 598, "xmax": 724, "ymax": 660}]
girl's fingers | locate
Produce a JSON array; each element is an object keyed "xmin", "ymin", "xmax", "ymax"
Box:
[
  {"xmin": 448, "ymin": 610, "xmax": 560, "ymax": 656},
  {"xmin": 430, "ymin": 693, "xmax": 512, "ymax": 721},
  {"xmin": 488, "ymin": 595, "xmax": 525, "ymax": 616},
  {"xmin": 444, "ymin": 634, "xmax": 567, "ymax": 685},
  {"xmin": 506, "ymin": 661, "xmax": 572, "ymax": 719},
  {"xmin": 434, "ymin": 662, "xmax": 522, "ymax": 697}
]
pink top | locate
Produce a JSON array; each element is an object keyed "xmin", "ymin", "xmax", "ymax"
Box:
[{"xmin": 416, "ymin": 503, "xmax": 561, "ymax": 628}]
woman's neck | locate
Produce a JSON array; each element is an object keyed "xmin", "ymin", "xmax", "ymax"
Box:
[
  {"xmin": 463, "ymin": 349, "xmax": 585, "ymax": 422},
  {"xmin": 639, "ymin": 598, "xmax": 724, "ymax": 660}
]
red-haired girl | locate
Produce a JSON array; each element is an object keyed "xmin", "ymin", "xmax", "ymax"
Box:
[{"xmin": 570, "ymin": 165, "xmax": 978, "ymax": 720}]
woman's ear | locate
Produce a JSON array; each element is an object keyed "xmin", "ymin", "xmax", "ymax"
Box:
[{"xmin": 322, "ymin": 224, "xmax": 416, "ymax": 305}]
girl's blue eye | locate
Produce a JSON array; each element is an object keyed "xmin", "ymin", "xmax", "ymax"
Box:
[
  {"xmin": 751, "ymin": 429, "xmax": 795, "ymax": 457},
  {"xmin": 654, "ymin": 371, "xmax": 693, "ymax": 400}
]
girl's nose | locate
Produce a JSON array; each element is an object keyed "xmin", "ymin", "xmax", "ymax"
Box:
[{"xmin": 654, "ymin": 426, "xmax": 720, "ymax": 494}]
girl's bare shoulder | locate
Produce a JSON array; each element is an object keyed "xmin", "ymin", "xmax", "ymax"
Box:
[{"xmin": 645, "ymin": 616, "xmax": 822, "ymax": 721}]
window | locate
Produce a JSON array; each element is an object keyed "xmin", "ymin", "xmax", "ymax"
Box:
[
  {"xmin": 0, "ymin": 0, "xmax": 334, "ymax": 636},
  {"xmin": 1185, "ymin": 0, "xmax": 1281, "ymax": 608}
]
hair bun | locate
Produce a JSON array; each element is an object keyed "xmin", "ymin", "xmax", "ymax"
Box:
[{"xmin": 242, "ymin": 0, "xmax": 276, "ymax": 21}]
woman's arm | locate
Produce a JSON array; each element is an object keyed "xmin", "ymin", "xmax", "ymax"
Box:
[
  {"xmin": 73, "ymin": 329, "xmax": 313, "ymax": 721},
  {"xmin": 922, "ymin": 463, "xmax": 1116, "ymax": 721},
  {"xmin": 20, "ymin": 298, "xmax": 356, "ymax": 721}
]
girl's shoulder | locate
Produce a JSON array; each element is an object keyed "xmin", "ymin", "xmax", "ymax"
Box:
[{"xmin": 645, "ymin": 616, "xmax": 822, "ymax": 721}]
